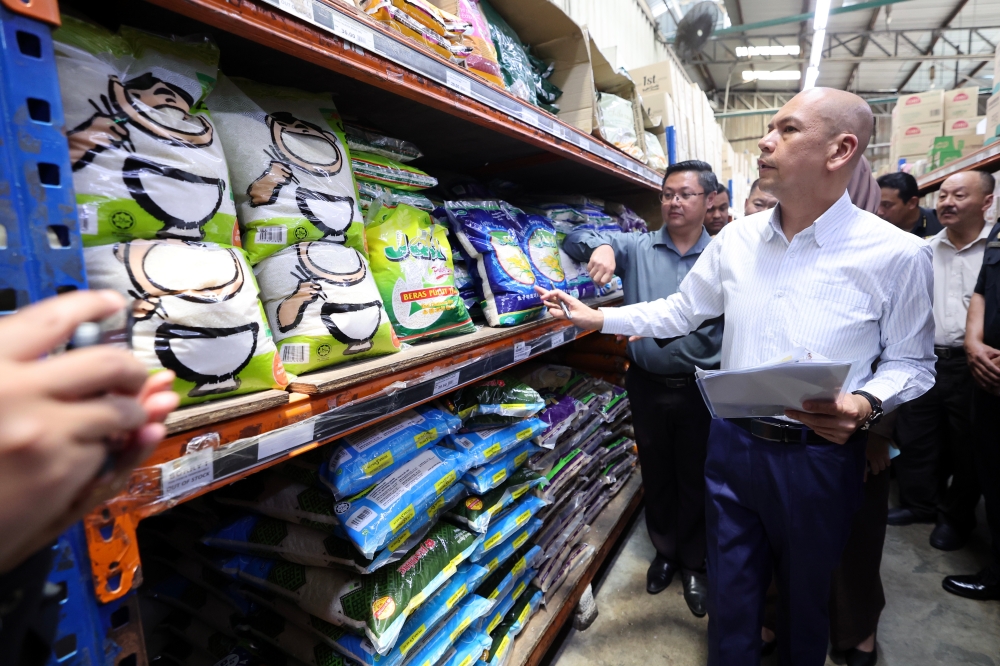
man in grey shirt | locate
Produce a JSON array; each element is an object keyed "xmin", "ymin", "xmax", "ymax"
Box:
[{"xmin": 563, "ymin": 160, "xmax": 723, "ymax": 617}]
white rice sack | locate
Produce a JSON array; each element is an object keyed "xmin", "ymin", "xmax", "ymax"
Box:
[
  {"xmin": 206, "ymin": 75, "xmax": 366, "ymax": 265},
  {"xmin": 254, "ymin": 241, "xmax": 400, "ymax": 375},
  {"xmin": 84, "ymin": 239, "xmax": 287, "ymax": 405},
  {"xmin": 54, "ymin": 18, "xmax": 239, "ymax": 247}
]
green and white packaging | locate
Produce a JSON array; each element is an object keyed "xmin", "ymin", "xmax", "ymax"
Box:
[
  {"xmin": 55, "ymin": 18, "xmax": 239, "ymax": 247},
  {"xmin": 254, "ymin": 241, "xmax": 399, "ymax": 375},
  {"xmin": 366, "ymin": 200, "xmax": 476, "ymax": 343},
  {"xmin": 206, "ymin": 75, "xmax": 366, "ymax": 264}
]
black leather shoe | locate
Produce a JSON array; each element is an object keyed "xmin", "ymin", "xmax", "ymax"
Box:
[
  {"xmin": 646, "ymin": 556, "xmax": 676, "ymax": 594},
  {"xmin": 886, "ymin": 507, "xmax": 935, "ymax": 526},
  {"xmin": 681, "ymin": 572, "xmax": 707, "ymax": 617},
  {"xmin": 930, "ymin": 522, "xmax": 970, "ymax": 551},
  {"xmin": 845, "ymin": 646, "xmax": 878, "ymax": 666},
  {"xmin": 942, "ymin": 566, "xmax": 1000, "ymax": 601}
]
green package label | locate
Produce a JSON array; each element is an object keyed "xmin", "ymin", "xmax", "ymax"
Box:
[
  {"xmin": 351, "ymin": 151, "xmax": 437, "ymax": 192},
  {"xmin": 54, "ymin": 18, "xmax": 240, "ymax": 248},
  {"xmin": 255, "ymin": 241, "xmax": 400, "ymax": 375},
  {"xmin": 366, "ymin": 203, "xmax": 476, "ymax": 342},
  {"xmin": 206, "ymin": 75, "xmax": 367, "ymax": 264}
]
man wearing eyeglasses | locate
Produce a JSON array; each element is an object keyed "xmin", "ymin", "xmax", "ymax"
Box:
[
  {"xmin": 541, "ymin": 89, "xmax": 935, "ymax": 666},
  {"xmin": 562, "ymin": 160, "xmax": 723, "ymax": 617}
]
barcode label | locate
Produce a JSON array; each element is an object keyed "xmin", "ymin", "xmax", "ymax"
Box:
[
  {"xmin": 433, "ymin": 371, "xmax": 460, "ymax": 395},
  {"xmin": 160, "ymin": 450, "xmax": 214, "ymax": 499},
  {"xmin": 332, "ymin": 15, "xmax": 376, "ymax": 51},
  {"xmin": 347, "ymin": 506, "xmax": 376, "ymax": 531},
  {"xmin": 513, "ymin": 341, "xmax": 529, "ymax": 362},
  {"xmin": 256, "ymin": 226, "xmax": 288, "ymax": 245},
  {"xmin": 280, "ymin": 343, "xmax": 309, "ymax": 364},
  {"xmin": 77, "ymin": 203, "xmax": 98, "ymax": 235},
  {"xmin": 446, "ymin": 69, "xmax": 472, "ymax": 95}
]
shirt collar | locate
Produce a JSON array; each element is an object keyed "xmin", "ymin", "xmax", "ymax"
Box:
[
  {"xmin": 761, "ymin": 191, "xmax": 854, "ymax": 247},
  {"xmin": 653, "ymin": 226, "xmax": 713, "ymax": 257},
  {"xmin": 934, "ymin": 222, "xmax": 995, "ymax": 250}
]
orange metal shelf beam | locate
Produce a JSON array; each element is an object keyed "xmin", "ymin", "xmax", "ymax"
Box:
[
  {"xmin": 917, "ymin": 142, "xmax": 1000, "ymax": 195},
  {"xmin": 142, "ymin": 0, "xmax": 659, "ymax": 191}
]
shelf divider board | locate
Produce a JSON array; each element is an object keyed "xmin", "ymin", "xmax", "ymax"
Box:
[
  {"xmin": 917, "ymin": 141, "xmax": 1000, "ymax": 195},
  {"xmin": 142, "ymin": 0, "xmax": 660, "ymax": 190},
  {"xmin": 509, "ymin": 472, "xmax": 644, "ymax": 666}
]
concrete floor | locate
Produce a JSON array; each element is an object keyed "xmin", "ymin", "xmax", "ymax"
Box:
[{"xmin": 549, "ymin": 483, "xmax": 1000, "ymax": 666}]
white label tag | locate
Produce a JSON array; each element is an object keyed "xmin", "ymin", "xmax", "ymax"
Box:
[
  {"xmin": 280, "ymin": 343, "xmax": 309, "ymax": 365},
  {"xmin": 257, "ymin": 420, "xmax": 315, "ymax": 460},
  {"xmin": 548, "ymin": 334, "xmax": 561, "ymax": 350},
  {"xmin": 161, "ymin": 449, "xmax": 214, "ymax": 499},
  {"xmin": 279, "ymin": 0, "xmax": 313, "ymax": 19},
  {"xmin": 445, "ymin": 69, "xmax": 472, "ymax": 95},
  {"xmin": 513, "ymin": 341, "xmax": 529, "ymax": 363},
  {"xmin": 332, "ymin": 16, "xmax": 376, "ymax": 51},
  {"xmin": 255, "ymin": 226, "xmax": 288, "ymax": 245},
  {"xmin": 77, "ymin": 203, "xmax": 98, "ymax": 235},
  {"xmin": 433, "ymin": 372, "xmax": 460, "ymax": 395},
  {"xmin": 367, "ymin": 449, "xmax": 444, "ymax": 509}
]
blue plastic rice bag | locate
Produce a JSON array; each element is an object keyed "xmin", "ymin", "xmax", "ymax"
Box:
[
  {"xmin": 397, "ymin": 594, "xmax": 492, "ymax": 666},
  {"xmin": 476, "ymin": 559, "xmax": 537, "ymax": 634},
  {"xmin": 322, "ymin": 406, "xmax": 462, "ymax": 499},
  {"xmin": 479, "ymin": 524, "xmax": 543, "ymax": 576},
  {"xmin": 445, "ymin": 418, "xmax": 547, "ymax": 468},
  {"xmin": 461, "ymin": 441, "xmax": 541, "ymax": 495},
  {"xmin": 515, "ymin": 212, "xmax": 568, "ymax": 292},
  {"xmin": 471, "ymin": 496, "xmax": 547, "ymax": 562},
  {"xmin": 337, "ymin": 446, "xmax": 472, "ymax": 558},
  {"xmin": 218, "ymin": 521, "xmax": 481, "ymax": 654},
  {"xmin": 445, "ymin": 201, "xmax": 543, "ymax": 326},
  {"xmin": 438, "ymin": 629, "xmax": 492, "ymax": 666},
  {"xmin": 450, "ymin": 468, "xmax": 545, "ymax": 534},
  {"xmin": 485, "ymin": 587, "xmax": 543, "ymax": 665}
]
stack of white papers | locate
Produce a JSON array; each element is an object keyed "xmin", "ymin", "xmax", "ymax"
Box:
[{"xmin": 694, "ymin": 348, "xmax": 852, "ymax": 419}]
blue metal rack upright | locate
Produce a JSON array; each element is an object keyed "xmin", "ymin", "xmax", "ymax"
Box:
[{"xmin": 1, "ymin": 3, "xmax": 144, "ymax": 665}]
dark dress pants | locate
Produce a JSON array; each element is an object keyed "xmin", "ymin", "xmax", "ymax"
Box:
[
  {"xmin": 705, "ymin": 419, "xmax": 866, "ymax": 666},
  {"xmin": 626, "ymin": 365, "xmax": 711, "ymax": 573},
  {"xmin": 973, "ymin": 388, "xmax": 1000, "ymax": 566},
  {"xmin": 895, "ymin": 356, "xmax": 980, "ymax": 531}
]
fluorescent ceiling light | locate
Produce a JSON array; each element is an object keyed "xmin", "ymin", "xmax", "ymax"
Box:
[
  {"xmin": 735, "ymin": 45, "xmax": 802, "ymax": 57},
  {"xmin": 804, "ymin": 66, "xmax": 820, "ymax": 90},
  {"xmin": 742, "ymin": 70, "xmax": 803, "ymax": 81},
  {"xmin": 809, "ymin": 29, "xmax": 825, "ymax": 67},
  {"xmin": 813, "ymin": 0, "xmax": 832, "ymax": 31}
]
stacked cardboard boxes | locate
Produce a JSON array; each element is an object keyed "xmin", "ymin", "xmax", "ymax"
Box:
[
  {"xmin": 890, "ymin": 90, "xmax": 943, "ymax": 167},
  {"xmin": 988, "ymin": 47, "xmax": 1000, "ymax": 145}
]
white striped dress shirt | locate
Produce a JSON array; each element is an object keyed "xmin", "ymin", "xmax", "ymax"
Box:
[{"xmin": 601, "ymin": 191, "xmax": 936, "ymax": 412}]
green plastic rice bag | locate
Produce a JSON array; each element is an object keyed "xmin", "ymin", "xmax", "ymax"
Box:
[
  {"xmin": 485, "ymin": 587, "xmax": 543, "ymax": 665},
  {"xmin": 254, "ymin": 241, "xmax": 400, "ymax": 375},
  {"xmin": 54, "ymin": 18, "xmax": 239, "ymax": 247},
  {"xmin": 365, "ymin": 202, "xmax": 477, "ymax": 342},
  {"xmin": 84, "ymin": 239, "xmax": 288, "ymax": 404},
  {"xmin": 322, "ymin": 406, "xmax": 462, "ymax": 500},
  {"xmin": 219, "ymin": 521, "xmax": 481, "ymax": 654},
  {"xmin": 352, "ymin": 151, "xmax": 437, "ymax": 191},
  {"xmin": 206, "ymin": 75, "xmax": 366, "ymax": 264},
  {"xmin": 447, "ymin": 373, "xmax": 545, "ymax": 428},
  {"xmin": 358, "ymin": 181, "xmax": 434, "ymax": 213}
]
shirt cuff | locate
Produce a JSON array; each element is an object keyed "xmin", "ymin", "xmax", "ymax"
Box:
[
  {"xmin": 599, "ymin": 307, "xmax": 630, "ymax": 336},
  {"xmin": 856, "ymin": 379, "xmax": 896, "ymax": 411}
]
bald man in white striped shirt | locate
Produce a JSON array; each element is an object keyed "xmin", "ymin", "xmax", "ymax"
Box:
[{"xmin": 537, "ymin": 88, "xmax": 935, "ymax": 666}]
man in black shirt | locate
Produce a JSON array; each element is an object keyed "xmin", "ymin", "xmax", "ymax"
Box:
[
  {"xmin": 944, "ymin": 169, "xmax": 1000, "ymax": 601},
  {"xmin": 876, "ymin": 172, "xmax": 943, "ymax": 238}
]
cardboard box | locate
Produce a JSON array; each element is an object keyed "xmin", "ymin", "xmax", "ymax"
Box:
[
  {"xmin": 944, "ymin": 116, "xmax": 984, "ymax": 135},
  {"xmin": 943, "ymin": 87, "xmax": 980, "ymax": 120},
  {"xmin": 896, "ymin": 130, "xmax": 939, "ymax": 156},
  {"xmin": 630, "ymin": 60, "xmax": 679, "ymax": 105},
  {"xmin": 987, "ymin": 92, "xmax": 1000, "ymax": 141},
  {"xmin": 895, "ymin": 90, "xmax": 944, "ymax": 125},
  {"xmin": 994, "ymin": 48, "xmax": 1000, "ymax": 94},
  {"xmin": 893, "ymin": 120, "xmax": 942, "ymax": 138},
  {"xmin": 587, "ymin": 32, "xmax": 644, "ymax": 158}
]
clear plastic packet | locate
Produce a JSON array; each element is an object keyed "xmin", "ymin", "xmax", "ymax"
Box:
[
  {"xmin": 596, "ymin": 92, "xmax": 643, "ymax": 160},
  {"xmin": 344, "ymin": 124, "xmax": 423, "ymax": 163},
  {"xmin": 644, "ymin": 131, "xmax": 668, "ymax": 171},
  {"xmin": 352, "ymin": 151, "xmax": 438, "ymax": 191},
  {"xmin": 447, "ymin": 373, "xmax": 546, "ymax": 426}
]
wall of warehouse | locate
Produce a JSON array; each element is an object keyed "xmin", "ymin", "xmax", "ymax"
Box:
[{"xmin": 552, "ymin": 0, "xmax": 669, "ymax": 71}]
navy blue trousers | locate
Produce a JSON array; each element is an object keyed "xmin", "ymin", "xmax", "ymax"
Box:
[{"xmin": 705, "ymin": 419, "xmax": 867, "ymax": 666}]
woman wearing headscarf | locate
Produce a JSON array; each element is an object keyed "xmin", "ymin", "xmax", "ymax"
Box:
[{"xmin": 761, "ymin": 156, "xmax": 893, "ymax": 666}]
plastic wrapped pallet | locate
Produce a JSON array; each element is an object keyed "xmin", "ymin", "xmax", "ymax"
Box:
[
  {"xmin": 206, "ymin": 75, "xmax": 365, "ymax": 264},
  {"xmin": 365, "ymin": 200, "xmax": 477, "ymax": 342},
  {"xmin": 254, "ymin": 241, "xmax": 401, "ymax": 375},
  {"xmin": 54, "ymin": 19, "xmax": 239, "ymax": 247},
  {"xmin": 84, "ymin": 239, "xmax": 288, "ymax": 405}
]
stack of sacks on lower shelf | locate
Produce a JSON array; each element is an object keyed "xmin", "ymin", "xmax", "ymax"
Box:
[
  {"xmin": 557, "ymin": 335, "xmax": 630, "ymax": 388},
  {"xmin": 55, "ymin": 17, "xmax": 289, "ymax": 406}
]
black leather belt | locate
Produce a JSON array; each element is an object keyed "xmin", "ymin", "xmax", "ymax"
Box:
[
  {"xmin": 647, "ymin": 372, "xmax": 695, "ymax": 388},
  {"xmin": 728, "ymin": 418, "xmax": 859, "ymax": 445},
  {"xmin": 934, "ymin": 346, "xmax": 965, "ymax": 360}
]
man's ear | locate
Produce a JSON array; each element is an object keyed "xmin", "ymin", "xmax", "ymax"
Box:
[
  {"xmin": 907, "ymin": 197, "xmax": 920, "ymax": 210},
  {"xmin": 705, "ymin": 191, "xmax": 717, "ymax": 208},
  {"xmin": 828, "ymin": 133, "xmax": 860, "ymax": 173},
  {"xmin": 983, "ymin": 193, "xmax": 995, "ymax": 218}
]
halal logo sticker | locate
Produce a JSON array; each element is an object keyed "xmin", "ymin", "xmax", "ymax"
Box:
[
  {"xmin": 372, "ymin": 595, "xmax": 396, "ymax": 620},
  {"xmin": 111, "ymin": 211, "xmax": 135, "ymax": 231},
  {"xmin": 317, "ymin": 343, "xmax": 332, "ymax": 357},
  {"xmin": 334, "ymin": 501, "xmax": 351, "ymax": 515},
  {"xmin": 294, "ymin": 226, "xmax": 309, "ymax": 240}
]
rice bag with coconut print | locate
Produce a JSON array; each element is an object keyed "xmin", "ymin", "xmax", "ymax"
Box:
[
  {"xmin": 84, "ymin": 239, "xmax": 287, "ymax": 405},
  {"xmin": 445, "ymin": 201, "xmax": 543, "ymax": 326},
  {"xmin": 365, "ymin": 200, "xmax": 477, "ymax": 342},
  {"xmin": 206, "ymin": 75, "xmax": 366, "ymax": 264},
  {"xmin": 254, "ymin": 240, "xmax": 400, "ymax": 375},
  {"xmin": 514, "ymin": 212, "xmax": 568, "ymax": 292},
  {"xmin": 218, "ymin": 521, "xmax": 481, "ymax": 654},
  {"xmin": 54, "ymin": 18, "xmax": 240, "ymax": 248},
  {"xmin": 322, "ymin": 406, "xmax": 462, "ymax": 500}
]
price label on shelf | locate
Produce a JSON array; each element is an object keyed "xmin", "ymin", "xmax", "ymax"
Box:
[
  {"xmin": 433, "ymin": 371, "xmax": 461, "ymax": 395},
  {"xmin": 520, "ymin": 108, "xmax": 541, "ymax": 129},
  {"xmin": 160, "ymin": 450, "xmax": 214, "ymax": 499},
  {"xmin": 548, "ymin": 334, "xmax": 562, "ymax": 350},
  {"xmin": 513, "ymin": 341, "xmax": 530, "ymax": 363},
  {"xmin": 330, "ymin": 15, "xmax": 376, "ymax": 51},
  {"xmin": 258, "ymin": 420, "xmax": 316, "ymax": 460},
  {"xmin": 563, "ymin": 328, "xmax": 576, "ymax": 343},
  {"xmin": 445, "ymin": 69, "xmax": 472, "ymax": 95}
]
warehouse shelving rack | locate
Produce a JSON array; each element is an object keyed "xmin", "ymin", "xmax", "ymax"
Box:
[
  {"xmin": 2, "ymin": 1, "xmax": 653, "ymax": 663},
  {"xmin": 917, "ymin": 141, "xmax": 1000, "ymax": 195}
]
